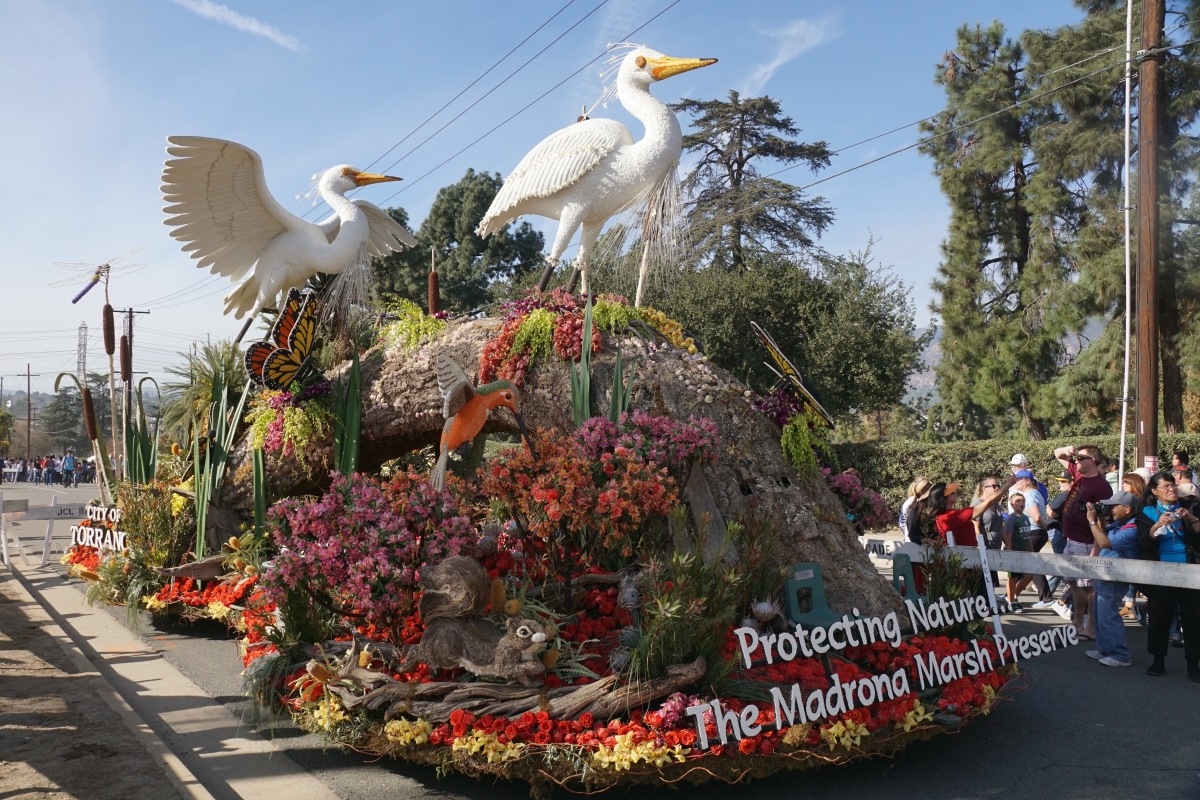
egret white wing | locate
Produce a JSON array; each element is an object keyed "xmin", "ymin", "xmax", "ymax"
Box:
[
  {"xmin": 161, "ymin": 136, "xmax": 303, "ymax": 279},
  {"xmin": 436, "ymin": 353, "xmax": 475, "ymax": 419},
  {"xmin": 476, "ymin": 119, "xmax": 633, "ymax": 237}
]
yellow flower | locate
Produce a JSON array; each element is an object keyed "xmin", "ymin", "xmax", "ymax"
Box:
[
  {"xmin": 979, "ymin": 684, "xmax": 996, "ymax": 715},
  {"xmin": 384, "ymin": 718, "xmax": 432, "ymax": 746},
  {"xmin": 591, "ymin": 732, "xmax": 688, "ymax": 771},
  {"xmin": 639, "ymin": 308, "xmax": 698, "ymax": 354},
  {"xmin": 205, "ymin": 601, "xmax": 231, "ymax": 620},
  {"xmin": 450, "ymin": 730, "xmax": 524, "ymax": 763},
  {"xmin": 895, "ymin": 699, "xmax": 935, "ymax": 733},
  {"xmin": 821, "ymin": 719, "xmax": 869, "ymax": 750},
  {"xmin": 142, "ymin": 596, "xmax": 169, "ymax": 612},
  {"xmin": 311, "ymin": 695, "xmax": 349, "ymax": 731}
]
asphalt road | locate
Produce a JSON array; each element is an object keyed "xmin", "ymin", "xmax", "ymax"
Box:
[{"xmin": 6, "ymin": 482, "xmax": 1199, "ymax": 799}]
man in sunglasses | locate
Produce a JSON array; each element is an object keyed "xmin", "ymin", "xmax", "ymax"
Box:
[{"xmin": 1053, "ymin": 444, "xmax": 1114, "ymax": 639}]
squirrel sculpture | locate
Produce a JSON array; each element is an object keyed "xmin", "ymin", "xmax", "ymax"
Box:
[
  {"xmin": 459, "ymin": 617, "xmax": 554, "ymax": 687},
  {"xmin": 396, "ymin": 556, "xmax": 554, "ymax": 686}
]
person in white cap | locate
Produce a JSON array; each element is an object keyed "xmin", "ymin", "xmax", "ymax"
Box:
[{"xmin": 1009, "ymin": 454, "xmax": 1048, "ymax": 503}]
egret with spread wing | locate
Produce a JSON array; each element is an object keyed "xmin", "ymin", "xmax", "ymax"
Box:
[
  {"xmin": 161, "ymin": 136, "xmax": 418, "ymax": 319},
  {"xmin": 475, "ymin": 46, "xmax": 716, "ymax": 297}
]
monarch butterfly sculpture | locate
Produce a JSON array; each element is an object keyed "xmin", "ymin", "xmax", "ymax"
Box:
[
  {"xmin": 244, "ymin": 288, "xmax": 317, "ymax": 391},
  {"xmin": 750, "ymin": 321, "xmax": 834, "ymax": 428}
]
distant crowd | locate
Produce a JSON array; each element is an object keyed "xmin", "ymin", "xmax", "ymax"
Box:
[
  {"xmin": 898, "ymin": 445, "xmax": 1199, "ymax": 682},
  {"xmin": 0, "ymin": 452, "xmax": 95, "ymax": 486}
]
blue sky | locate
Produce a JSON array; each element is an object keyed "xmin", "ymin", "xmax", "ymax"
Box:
[{"xmin": 0, "ymin": 0, "xmax": 1088, "ymax": 395}]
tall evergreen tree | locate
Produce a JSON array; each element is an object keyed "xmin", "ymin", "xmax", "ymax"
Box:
[
  {"xmin": 671, "ymin": 92, "xmax": 834, "ymax": 270},
  {"xmin": 921, "ymin": 22, "xmax": 1080, "ymax": 440},
  {"xmin": 372, "ymin": 169, "xmax": 544, "ymax": 311}
]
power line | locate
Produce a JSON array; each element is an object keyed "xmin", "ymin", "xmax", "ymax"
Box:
[
  {"xmin": 301, "ymin": 0, "xmax": 594, "ymax": 221},
  {"xmin": 378, "ymin": 0, "xmax": 685, "ymax": 206}
]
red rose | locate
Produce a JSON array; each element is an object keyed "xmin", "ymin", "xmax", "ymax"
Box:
[{"xmin": 738, "ymin": 738, "xmax": 757, "ymax": 755}]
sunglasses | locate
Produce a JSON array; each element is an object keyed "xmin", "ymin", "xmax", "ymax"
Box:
[
  {"xmin": 1076, "ymin": 455, "xmax": 1094, "ymax": 462},
  {"xmin": 983, "ymin": 483, "xmax": 1000, "ymax": 490}
]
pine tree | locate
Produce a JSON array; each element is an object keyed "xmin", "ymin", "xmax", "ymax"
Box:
[
  {"xmin": 1025, "ymin": 1, "xmax": 1200, "ymax": 432},
  {"xmin": 372, "ymin": 169, "xmax": 544, "ymax": 311},
  {"xmin": 921, "ymin": 22, "xmax": 1079, "ymax": 440},
  {"xmin": 671, "ymin": 92, "xmax": 833, "ymax": 270}
]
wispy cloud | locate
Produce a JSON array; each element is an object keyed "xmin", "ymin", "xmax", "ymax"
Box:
[
  {"xmin": 742, "ymin": 16, "xmax": 839, "ymax": 95},
  {"xmin": 171, "ymin": 0, "xmax": 302, "ymax": 52}
]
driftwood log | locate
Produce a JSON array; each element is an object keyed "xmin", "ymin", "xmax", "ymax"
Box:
[
  {"xmin": 222, "ymin": 317, "xmax": 901, "ymax": 617},
  {"xmin": 335, "ymin": 656, "xmax": 706, "ymax": 724}
]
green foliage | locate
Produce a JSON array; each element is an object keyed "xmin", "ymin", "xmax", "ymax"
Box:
[
  {"xmin": 608, "ymin": 346, "xmax": 633, "ymax": 423},
  {"xmin": 628, "ymin": 511, "xmax": 786, "ymax": 690},
  {"xmin": 570, "ymin": 297, "xmax": 595, "ymax": 427},
  {"xmin": 0, "ymin": 406, "xmax": 11, "ymax": 455},
  {"xmin": 833, "ymin": 432, "xmax": 1200, "ymax": 513},
  {"xmin": 671, "ymin": 91, "xmax": 833, "ymax": 270},
  {"xmin": 333, "ymin": 351, "xmax": 362, "ymax": 475},
  {"xmin": 512, "ymin": 308, "xmax": 556, "ymax": 362},
  {"xmin": 124, "ymin": 379, "xmax": 159, "ymax": 486},
  {"xmin": 922, "ymin": 6, "xmax": 1200, "ymax": 435},
  {"xmin": 161, "ymin": 340, "xmax": 245, "ymax": 441},
  {"xmin": 371, "ymin": 170, "xmax": 544, "ymax": 311},
  {"xmin": 253, "ymin": 447, "xmax": 267, "ymax": 536},
  {"xmin": 659, "ymin": 251, "xmax": 927, "ymax": 420},
  {"xmin": 780, "ymin": 408, "xmax": 836, "ymax": 479},
  {"xmin": 592, "ymin": 297, "xmax": 642, "ymax": 333},
  {"xmin": 192, "ymin": 371, "xmax": 250, "ymax": 560},
  {"xmin": 376, "ymin": 296, "xmax": 447, "ymax": 352}
]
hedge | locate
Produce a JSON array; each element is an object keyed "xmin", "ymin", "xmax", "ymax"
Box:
[{"xmin": 832, "ymin": 434, "xmax": 1200, "ymax": 514}]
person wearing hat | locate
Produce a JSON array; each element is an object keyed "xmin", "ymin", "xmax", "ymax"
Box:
[
  {"xmin": 1086, "ymin": 491, "xmax": 1141, "ymax": 667},
  {"xmin": 899, "ymin": 477, "xmax": 931, "ymax": 538},
  {"xmin": 1009, "ymin": 454, "xmax": 1049, "ymax": 503},
  {"xmin": 907, "ymin": 476, "xmax": 1016, "ymax": 547}
]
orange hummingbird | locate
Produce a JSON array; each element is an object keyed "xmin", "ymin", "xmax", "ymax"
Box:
[{"xmin": 431, "ymin": 353, "xmax": 536, "ymax": 489}]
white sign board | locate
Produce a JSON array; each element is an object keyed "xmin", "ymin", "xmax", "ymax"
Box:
[{"xmin": 2, "ymin": 504, "xmax": 88, "ymax": 522}]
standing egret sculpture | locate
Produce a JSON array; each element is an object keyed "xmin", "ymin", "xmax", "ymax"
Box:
[
  {"xmin": 161, "ymin": 136, "xmax": 418, "ymax": 319},
  {"xmin": 475, "ymin": 46, "xmax": 716, "ymax": 298}
]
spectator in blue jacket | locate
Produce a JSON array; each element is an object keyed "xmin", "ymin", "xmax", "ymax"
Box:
[{"xmin": 1086, "ymin": 491, "xmax": 1140, "ymax": 667}]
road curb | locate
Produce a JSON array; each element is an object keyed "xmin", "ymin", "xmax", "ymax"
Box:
[{"xmin": 2, "ymin": 567, "xmax": 216, "ymax": 800}]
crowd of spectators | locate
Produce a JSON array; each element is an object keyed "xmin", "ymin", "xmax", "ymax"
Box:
[
  {"xmin": 0, "ymin": 452, "xmax": 94, "ymax": 486},
  {"xmin": 899, "ymin": 446, "xmax": 1199, "ymax": 682}
]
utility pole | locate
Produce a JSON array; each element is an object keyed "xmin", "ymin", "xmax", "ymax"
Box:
[
  {"xmin": 20, "ymin": 365, "xmax": 40, "ymax": 461},
  {"xmin": 1136, "ymin": 0, "xmax": 1165, "ymax": 470}
]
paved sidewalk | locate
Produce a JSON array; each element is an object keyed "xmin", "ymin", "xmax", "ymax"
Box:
[
  {"xmin": 0, "ymin": 572, "xmax": 188, "ymax": 799},
  {"xmin": 8, "ymin": 564, "xmax": 340, "ymax": 800}
]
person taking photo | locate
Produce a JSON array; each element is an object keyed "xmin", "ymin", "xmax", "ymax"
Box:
[{"xmin": 1135, "ymin": 472, "xmax": 1200, "ymax": 681}]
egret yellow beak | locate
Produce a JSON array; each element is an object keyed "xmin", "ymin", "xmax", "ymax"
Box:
[
  {"xmin": 648, "ymin": 56, "xmax": 717, "ymax": 81},
  {"xmin": 346, "ymin": 169, "xmax": 401, "ymax": 187}
]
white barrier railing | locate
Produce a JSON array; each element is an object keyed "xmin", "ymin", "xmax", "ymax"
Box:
[{"xmin": 0, "ymin": 492, "xmax": 89, "ymax": 568}]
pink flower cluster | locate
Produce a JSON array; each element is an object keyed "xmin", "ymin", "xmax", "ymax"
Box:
[
  {"xmin": 575, "ymin": 411, "xmax": 720, "ymax": 472},
  {"xmin": 264, "ymin": 471, "xmax": 476, "ymax": 632},
  {"xmin": 823, "ymin": 468, "xmax": 891, "ymax": 530}
]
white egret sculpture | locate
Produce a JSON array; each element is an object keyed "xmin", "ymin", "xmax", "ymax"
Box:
[
  {"xmin": 161, "ymin": 136, "xmax": 417, "ymax": 319},
  {"xmin": 476, "ymin": 46, "xmax": 716, "ymax": 299}
]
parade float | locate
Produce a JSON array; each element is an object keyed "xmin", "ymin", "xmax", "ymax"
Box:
[{"xmin": 57, "ymin": 43, "xmax": 1026, "ymax": 798}]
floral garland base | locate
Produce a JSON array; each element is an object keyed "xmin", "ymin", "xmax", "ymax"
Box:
[{"xmin": 280, "ymin": 684, "xmax": 1013, "ymax": 797}]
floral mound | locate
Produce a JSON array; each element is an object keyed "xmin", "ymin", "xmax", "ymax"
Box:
[{"xmin": 480, "ymin": 289, "xmax": 697, "ymax": 386}]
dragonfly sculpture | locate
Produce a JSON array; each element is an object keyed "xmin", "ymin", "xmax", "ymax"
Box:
[{"xmin": 50, "ymin": 246, "xmax": 147, "ymax": 304}]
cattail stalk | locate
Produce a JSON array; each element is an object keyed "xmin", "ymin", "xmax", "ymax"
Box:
[{"xmin": 120, "ymin": 335, "xmax": 131, "ymax": 383}]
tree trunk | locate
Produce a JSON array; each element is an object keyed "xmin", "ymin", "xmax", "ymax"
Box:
[
  {"xmin": 221, "ymin": 318, "xmax": 903, "ymax": 618},
  {"xmin": 1160, "ymin": 253, "xmax": 1185, "ymax": 434},
  {"xmin": 1020, "ymin": 389, "xmax": 1046, "ymax": 440}
]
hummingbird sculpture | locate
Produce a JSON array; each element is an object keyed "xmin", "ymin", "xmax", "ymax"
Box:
[{"xmin": 431, "ymin": 353, "xmax": 536, "ymax": 489}]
